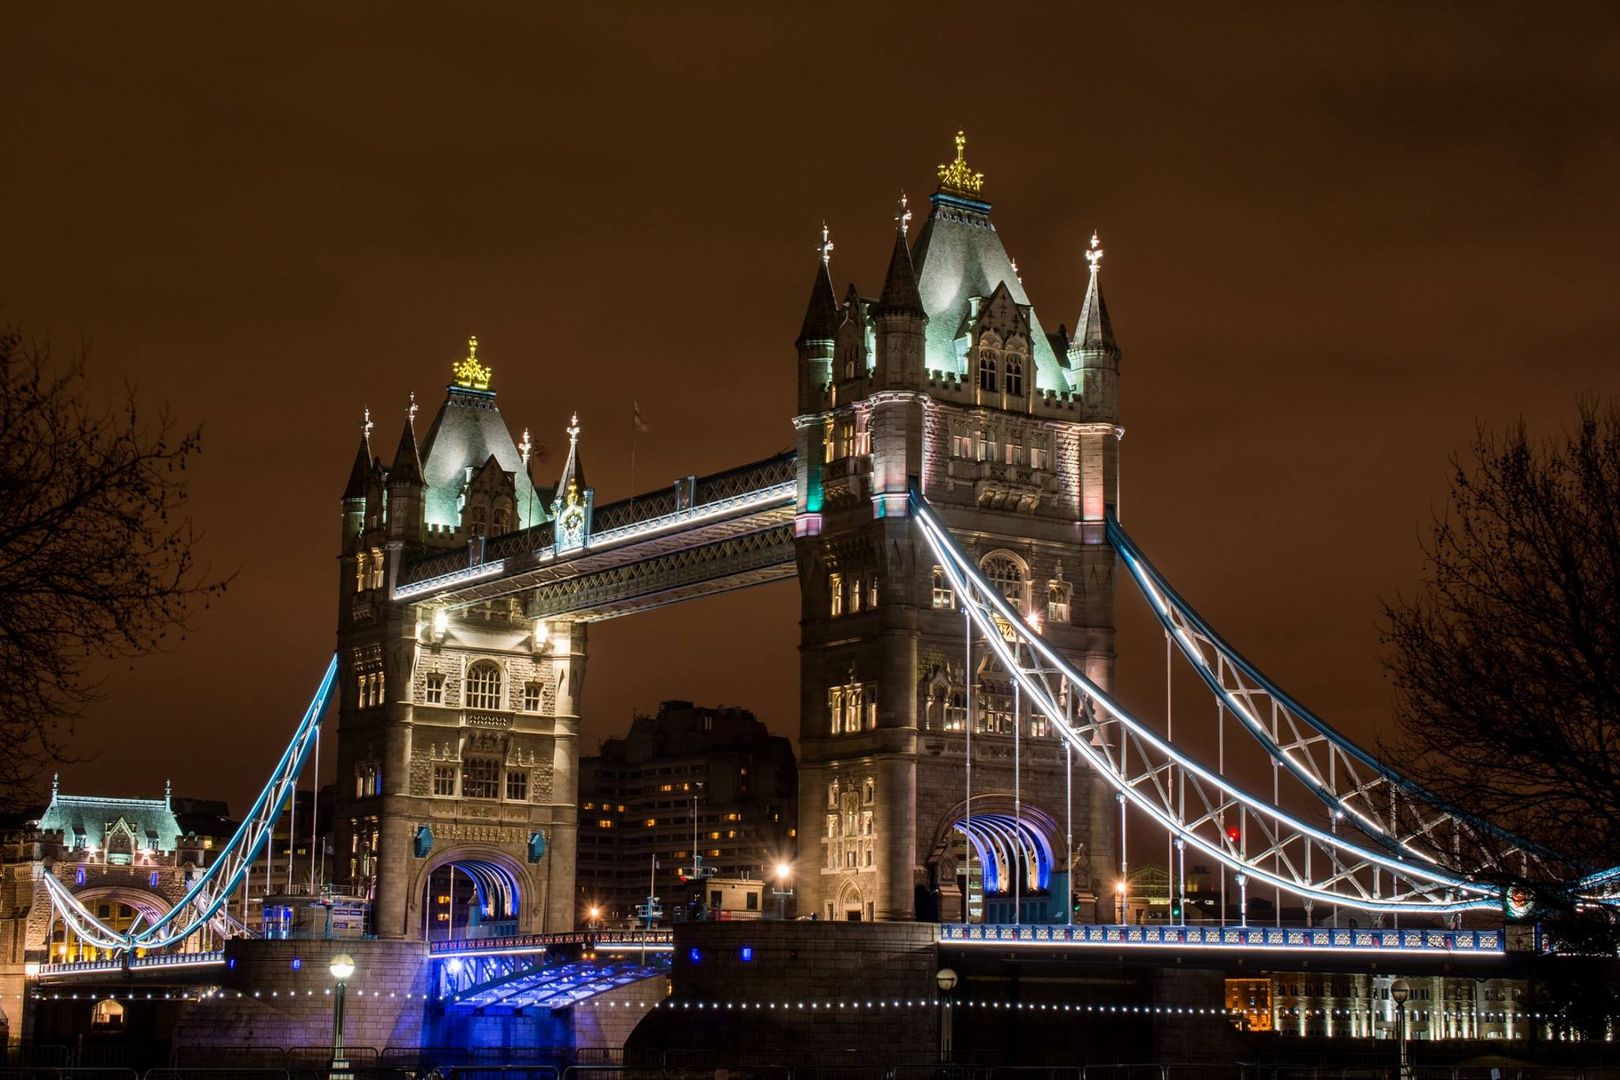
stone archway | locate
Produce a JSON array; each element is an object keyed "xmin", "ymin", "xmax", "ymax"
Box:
[
  {"xmin": 407, "ymin": 844, "xmax": 531, "ymax": 942},
  {"xmin": 925, "ymin": 798, "xmax": 1065, "ymax": 924}
]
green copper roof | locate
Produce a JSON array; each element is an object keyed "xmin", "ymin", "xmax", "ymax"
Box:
[
  {"xmin": 912, "ymin": 192, "xmax": 1072, "ymax": 393},
  {"xmin": 37, "ymin": 791, "xmax": 182, "ymax": 853},
  {"xmin": 419, "ymin": 387, "xmax": 547, "ymax": 530}
]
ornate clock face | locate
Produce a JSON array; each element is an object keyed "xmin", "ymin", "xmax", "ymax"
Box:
[{"xmin": 560, "ymin": 504, "xmax": 585, "ymax": 544}]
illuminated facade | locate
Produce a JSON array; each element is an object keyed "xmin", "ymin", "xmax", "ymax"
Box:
[
  {"xmin": 576, "ymin": 700, "xmax": 796, "ymax": 924},
  {"xmin": 334, "ymin": 338, "xmax": 583, "ymax": 938},
  {"xmin": 793, "ymin": 135, "xmax": 1121, "ymax": 921},
  {"xmin": 1227, "ymin": 972, "xmax": 1536, "ymax": 1042}
]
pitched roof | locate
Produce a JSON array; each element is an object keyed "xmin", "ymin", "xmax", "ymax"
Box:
[
  {"xmin": 36, "ymin": 792, "xmax": 183, "ymax": 853},
  {"xmin": 874, "ymin": 227, "xmax": 924, "ymax": 318},
  {"xmin": 912, "ymin": 192, "xmax": 1070, "ymax": 392},
  {"xmin": 341, "ymin": 433, "xmax": 371, "ymax": 501},
  {"xmin": 1072, "ymin": 261, "xmax": 1119, "ymax": 356},
  {"xmin": 418, "ymin": 387, "xmax": 547, "ymax": 529},
  {"xmin": 389, "ymin": 414, "xmax": 425, "ymax": 487},
  {"xmin": 795, "ymin": 256, "xmax": 840, "ymax": 345}
]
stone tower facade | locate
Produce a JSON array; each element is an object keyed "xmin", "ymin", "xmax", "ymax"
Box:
[
  {"xmin": 334, "ymin": 338, "xmax": 584, "ymax": 939},
  {"xmin": 793, "ymin": 137, "xmax": 1122, "ymax": 922}
]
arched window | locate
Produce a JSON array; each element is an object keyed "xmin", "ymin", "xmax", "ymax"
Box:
[
  {"xmin": 981, "ymin": 552, "xmax": 1028, "ymax": 612},
  {"xmin": 931, "ymin": 567, "xmax": 954, "ymax": 609},
  {"xmin": 1005, "ymin": 357, "xmax": 1023, "ymax": 398},
  {"xmin": 493, "ymin": 507, "xmax": 511, "ymax": 534},
  {"xmin": 369, "ymin": 549, "xmax": 385, "ymax": 589},
  {"xmin": 355, "ymin": 553, "xmax": 369, "ymax": 593},
  {"xmin": 465, "ymin": 660, "xmax": 503, "ymax": 710},
  {"xmin": 469, "ymin": 506, "xmax": 487, "ymax": 536},
  {"xmin": 978, "ymin": 352, "xmax": 998, "ymax": 392}
]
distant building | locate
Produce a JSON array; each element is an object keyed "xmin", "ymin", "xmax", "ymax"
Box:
[
  {"xmin": 1227, "ymin": 971, "xmax": 1534, "ymax": 1041},
  {"xmin": 577, "ymin": 701, "xmax": 796, "ymax": 925}
]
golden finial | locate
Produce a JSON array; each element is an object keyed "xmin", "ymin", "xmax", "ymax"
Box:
[
  {"xmin": 451, "ymin": 334, "xmax": 493, "ymax": 390},
  {"xmin": 936, "ymin": 130, "xmax": 985, "ymax": 198},
  {"xmin": 819, "ymin": 222, "xmax": 834, "ymax": 266},
  {"xmin": 895, "ymin": 191, "xmax": 912, "ymax": 235},
  {"xmin": 1085, "ymin": 231, "xmax": 1104, "ymax": 275}
]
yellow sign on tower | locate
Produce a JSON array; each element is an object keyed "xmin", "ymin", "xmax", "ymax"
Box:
[{"xmin": 451, "ymin": 335, "xmax": 493, "ymax": 390}]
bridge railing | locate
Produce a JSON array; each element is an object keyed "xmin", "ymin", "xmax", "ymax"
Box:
[{"xmin": 937, "ymin": 924, "xmax": 1506, "ymax": 954}]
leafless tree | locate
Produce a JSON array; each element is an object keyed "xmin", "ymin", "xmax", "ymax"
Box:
[{"xmin": 0, "ymin": 327, "xmax": 230, "ymax": 807}]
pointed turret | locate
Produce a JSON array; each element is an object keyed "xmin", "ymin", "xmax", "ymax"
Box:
[
  {"xmin": 1068, "ymin": 232, "xmax": 1121, "ymax": 423},
  {"xmin": 873, "ymin": 196, "xmax": 923, "ymax": 319},
  {"xmin": 552, "ymin": 413, "xmax": 593, "ymax": 552},
  {"xmin": 340, "ymin": 408, "xmax": 374, "ymax": 550},
  {"xmin": 796, "ymin": 223, "xmax": 840, "ymax": 346},
  {"xmin": 386, "ymin": 394, "xmax": 426, "ymax": 544},
  {"xmin": 874, "ymin": 193, "xmax": 927, "ymax": 390}
]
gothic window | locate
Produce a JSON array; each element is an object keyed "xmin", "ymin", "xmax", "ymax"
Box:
[
  {"xmin": 932, "ymin": 567, "xmax": 954, "ymax": 609},
  {"xmin": 977, "ymin": 429, "xmax": 997, "ymax": 462},
  {"xmin": 982, "ymin": 552, "xmax": 1029, "ymax": 613},
  {"xmin": 493, "ymin": 507, "xmax": 511, "ymax": 534},
  {"xmin": 370, "ymin": 549, "xmax": 384, "ymax": 589},
  {"xmin": 523, "ymin": 681, "xmax": 543, "ymax": 712},
  {"xmin": 355, "ymin": 553, "xmax": 368, "ymax": 593},
  {"xmin": 854, "ymin": 418, "xmax": 871, "ymax": 456},
  {"xmin": 432, "ymin": 765, "xmax": 457, "ymax": 797},
  {"xmin": 823, "ymin": 426, "xmax": 835, "ymax": 464},
  {"xmin": 1031, "ymin": 438, "xmax": 1051, "ymax": 470},
  {"xmin": 867, "ymin": 578, "xmax": 879, "ymax": 609},
  {"xmin": 1005, "ymin": 356, "xmax": 1024, "ymax": 398},
  {"xmin": 462, "ymin": 757, "xmax": 501, "ymax": 800},
  {"xmin": 506, "ymin": 770, "xmax": 529, "ymax": 802},
  {"xmin": 828, "ymin": 572, "xmax": 844, "ymax": 617},
  {"xmin": 1048, "ymin": 577, "xmax": 1073, "ymax": 625},
  {"xmin": 469, "ymin": 505, "xmax": 488, "ymax": 536},
  {"xmin": 424, "ymin": 673, "xmax": 445, "ymax": 705},
  {"xmin": 849, "ymin": 575, "xmax": 863, "ymax": 613},
  {"xmin": 845, "ymin": 684, "xmax": 864, "ymax": 734},
  {"xmin": 951, "ymin": 430, "xmax": 973, "ymax": 458},
  {"xmin": 862, "ymin": 777, "xmax": 875, "ymax": 804},
  {"xmin": 828, "ymin": 688, "xmax": 843, "ymax": 736},
  {"xmin": 836, "ymin": 420, "xmax": 856, "ymax": 459},
  {"xmin": 827, "ymin": 780, "xmax": 839, "ymax": 808},
  {"xmin": 1005, "ymin": 435, "xmax": 1024, "ymax": 466},
  {"xmin": 978, "ymin": 352, "xmax": 998, "ymax": 392},
  {"xmin": 465, "ymin": 660, "xmax": 502, "ymax": 710}
]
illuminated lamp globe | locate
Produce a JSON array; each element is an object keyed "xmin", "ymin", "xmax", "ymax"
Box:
[
  {"xmin": 775, "ymin": 862, "xmax": 792, "ymax": 882},
  {"xmin": 936, "ymin": 968, "xmax": 959, "ymax": 992},
  {"xmin": 1390, "ymin": 979, "xmax": 1410, "ymax": 1005},
  {"xmin": 329, "ymin": 953, "xmax": 355, "ymax": 981},
  {"xmin": 589, "ymin": 906, "xmax": 601, "ymax": 920}
]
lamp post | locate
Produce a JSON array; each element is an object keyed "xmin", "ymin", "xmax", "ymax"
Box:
[
  {"xmin": 1235, "ymin": 873, "xmax": 1249, "ymax": 928},
  {"xmin": 1390, "ymin": 979, "xmax": 1411, "ymax": 1080},
  {"xmin": 936, "ymin": 967, "xmax": 958, "ymax": 1063},
  {"xmin": 329, "ymin": 952, "xmax": 355, "ymax": 1071},
  {"xmin": 587, "ymin": 905, "xmax": 602, "ymax": 931},
  {"xmin": 1115, "ymin": 880, "xmax": 1127, "ymax": 925},
  {"xmin": 771, "ymin": 861, "xmax": 794, "ymax": 920}
]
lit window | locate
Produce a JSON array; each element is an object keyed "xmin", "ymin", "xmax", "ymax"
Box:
[
  {"xmin": 823, "ymin": 425, "xmax": 835, "ymax": 464},
  {"xmin": 849, "ymin": 577, "xmax": 863, "ymax": 613},
  {"xmin": 951, "ymin": 431, "xmax": 973, "ymax": 458},
  {"xmin": 432, "ymin": 765, "xmax": 457, "ymax": 797},
  {"xmin": 982, "ymin": 553, "xmax": 1028, "ymax": 612},
  {"xmin": 523, "ymin": 681, "xmax": 542, "ymax": 713},
  {"xmin": 863, "ymin": 778, "xmax": 875, "ymax": 804},
  {"xmin": 1005, "ymin": 437, "xmax": 1023, "ymax": 466},
  {"xmin": 828, "ymin": 572, "xmax": 844, "ymax": 617},
  {"xmin": 1005, "ymin": 357, "xmax": 1023, "ymax": 398},
  {"xmin": 867, "ymin": 579, "xmax": 879, "ymax": 608},
  {"xmin": 506, "ymin": 770, "xmax": 529, "ymax": 802},
  {"xmin": 462, "ymin": 757, "xmax": 500, "ymax": 800},
  {"xmin": 977, "ymin": 430, "xmax": 996, "ymax": 462},
  {"xmin": 645, "ymin": 818, "xmax": 657, "ymax": 828},
  {"xmin": 931, "ymin": 567, "xmax": 954, "ymax": 609},
  {"xmin": 1048, "ymin": 578, "xmax": 1072, "ymax": 625},
  {"xmin": 424, "ymin": 673, "xmax": 445, "ymax": 705},
  {"xmin": 469, "ymin": 505, "xmax": 487, "ymax": 536},
  {"xmin": 465, "ymin": 660, "xmax": 503, "ymax": 710},
  {"xmin": 1031, "ymin": 441, "xmax": 1051, "ymax": 470},
  {"xmin": 978, "ymin": 351, "xmax": 998, "ymax": 392}
]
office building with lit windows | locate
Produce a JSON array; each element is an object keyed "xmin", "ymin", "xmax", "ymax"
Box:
[{"xmin": 576, "ymin": 701, "xmax": 796, "ymax": 924}]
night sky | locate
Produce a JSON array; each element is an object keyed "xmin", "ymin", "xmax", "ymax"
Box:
[{"xmin": 5, "ymin": 6, "xmax": 1618, "ymax": 812}]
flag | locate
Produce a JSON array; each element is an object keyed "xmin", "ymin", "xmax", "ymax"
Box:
[{"xmin": 633, "ymin": 400, "xmax": 651, "ymax": 433}]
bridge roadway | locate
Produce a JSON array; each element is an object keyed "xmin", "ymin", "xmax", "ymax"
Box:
[{"xmin": 393, "ymin": 451, "xmax": 797, "ymax": 617}]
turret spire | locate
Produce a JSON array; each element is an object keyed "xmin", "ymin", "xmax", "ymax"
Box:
[
  {"xmin": 1073, "ymin": 230, "xmax": 1118, "ymax": 354},
  {"xmin": 391, "ymin": 394, "xmax": 425, "ymax": 485},
  {"xmin": 895, "ymin": 191, "xmax": 912, "ymax": 236},
  {"xmin": 875, "ymin": 211, "xmax": 924, "ymax": 317},
  {"xmin": 342, "ymin": 407, "xmax": 373, "ymax": 501},
  {"xmin": 796, "ymin": 223, "xmax": 841, "ymax": 346}
]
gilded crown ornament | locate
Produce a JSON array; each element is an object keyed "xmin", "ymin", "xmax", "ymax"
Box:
[
  {"xmin": 451, "ymin": 334, "xmax": 493, "ymax": 390},
  {"xmin": 1086, "ymin": 231, "xmax": 1104, "ymax": 274},
  {"xmin": 936, "ymin": 130, "xmax": 985, "ymax": 197}
]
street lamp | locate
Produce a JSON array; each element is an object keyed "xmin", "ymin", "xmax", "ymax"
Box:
[
  {"xmin": 1390, "ymin": 979, "xmax": 1411, "ymax": 1080},
  {"xmin": 329, "ymin": 952, "xmax": 355, "ymax": 1070},
  {"xmin": 1115, "ymin": 880, "xmax": 1127, "ymax": 925},
  {"xmin": 936, "ymin": 967, "xmax": 959, "ymax": 1062},
  {"xmin": 771, "ymin": 861, "xmax": 794, "ymax": 920},
  {"xmin": 587, "ymin": 905, "xmax": 602, "ymax": 930},
  {"xmin": 1235, "ymin": 873, "xmax": 1249, "ymax": 928}
]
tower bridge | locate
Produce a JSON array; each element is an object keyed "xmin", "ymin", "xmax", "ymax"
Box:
[{"xmin": 20, "ymin": 135, "xmax": 1612, "ymax": 1048}]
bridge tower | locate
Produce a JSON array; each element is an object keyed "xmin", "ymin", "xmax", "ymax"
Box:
[
  {"xmin": 793, "ymin": 135, "xmax": 1121, "ymax": 922},
  {"xmin": 334, "ymin": 338, "xmax": 583, "ymax": 939}
]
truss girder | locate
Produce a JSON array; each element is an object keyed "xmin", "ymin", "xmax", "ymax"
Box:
[
  {"xmin": 910, "ymin": 489, "xmax": 1502, "ymax": 915},
  {"xmin": 1104, "ymin": 516, "xmax": 1561, "ymax": 884}
]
